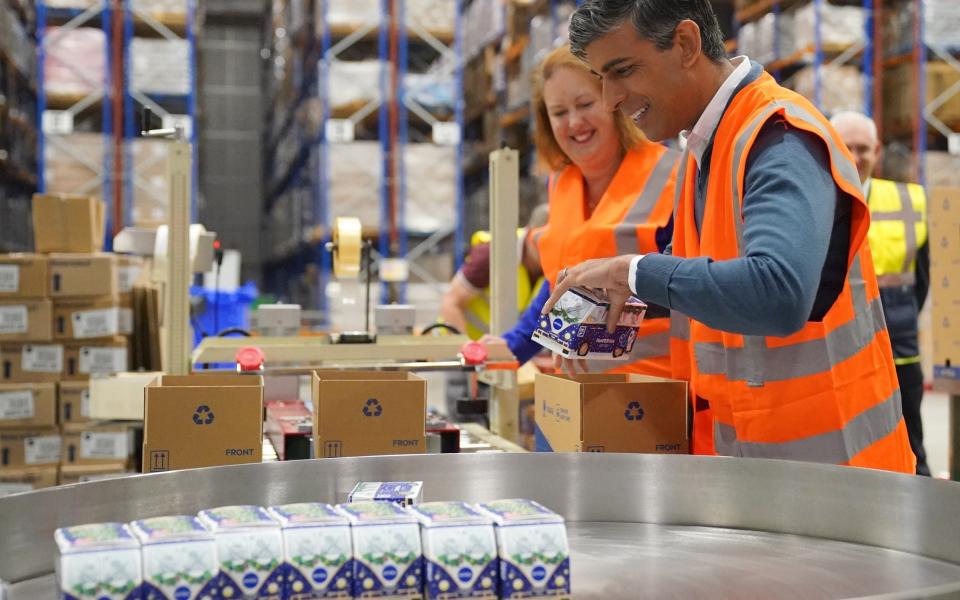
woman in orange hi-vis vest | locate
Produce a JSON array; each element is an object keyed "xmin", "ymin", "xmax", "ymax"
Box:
[
  {"xmin": 482, "ymin": 44, "xmax": 680, "ymax": 381},
  {"xmin": 548, "ymin": 0, "xmax": 914, "ymax": 472}
]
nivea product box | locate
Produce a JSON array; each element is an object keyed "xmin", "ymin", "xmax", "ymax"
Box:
[
  {"xmin": 348, "ymin": 481, "xmax": 423, "ymax": 506},
  {"xmin": 408, "ymin": 502, "xmax": 498, "ymax": 600},
  {"xmin": 337, "ymin": 501, "xmax": 423, "ymax": 599},
  {"xmin": 130, "ymin": 515, "xmax": 219, "ymax": 600},
  {"xmin": 532, "ymin": 287, "xmax": 646, "ymax": 360},
  {"xmin": 267, "ymin": 503, "xmax": 353, "ymax": 599},
  {"xmin": 476, "ymin": 500, "xmax": 570, "ymax": 599},
  {"xmin": 198, "ymin": 505, "xmax": 284, "ymax": 599},
  {"xmin": 55, "ymin": 522, "xmax": 142, "ymax": 600}
]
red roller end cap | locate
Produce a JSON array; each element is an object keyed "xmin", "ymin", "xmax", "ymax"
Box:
[
  {"xmin": 236, "ymin": 346, "xmax": 265, "ymax": 372},
  {"xmin": 461, "ymin": 341, "xmax": 488, "ymax": 366}
]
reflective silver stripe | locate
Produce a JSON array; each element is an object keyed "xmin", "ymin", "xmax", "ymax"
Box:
[
  {"xmin": 730, "ymin": 105, "xmax": 780, "ymax": 248},
  {"xmin": 614, "ymin": 149, "xmax": 680, "ymax": 255},
  {"xmin": 670, "ymin": 312, "xmax": 690, "ymax": 341},
  {"xmin": 584, "ymin": 330, "xmax": 669, "ymax": 372},
  {"xmin": 877, "ymin": 272, "xmax": 917, "ymax": 288},
  {"xmin": 712, "ymin": 388, "xmax": 904, "ymax": 463},
  {"xmin": 532, "ymin": 229, "xmax": 545, "ymax": 244},
  {"xmin": 870, "ymin": 182, "xmax": 923, "ymax": 274}
]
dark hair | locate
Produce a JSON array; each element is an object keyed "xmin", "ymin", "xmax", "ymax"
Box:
[{"xmin": 569, "ymin": 0, "xmax": 726, "ymax": 63}]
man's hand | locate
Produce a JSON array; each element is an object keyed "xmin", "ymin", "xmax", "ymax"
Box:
[{"xmin": 543, "ymin": 255, "xmax": 637, "ymax": 333}]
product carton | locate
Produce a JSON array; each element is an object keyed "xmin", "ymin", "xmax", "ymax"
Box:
[
  {"xmin": 476, "ymin": 500, "xmax": 570, "ymax": 600},
  {"xmin": 930, "ymin": 187, "xmax": 960, "ymax": 378},
  {"xmin": 408, "ymin": 502, "xmax": 498, "ymax": 600},
  {"xmin": 267, "ymin": 503, "xmax": 354, "ymax": 599},
  {"xmin": 532, "ymin": 287, "xmax": 646, "ymax": 360},
  {"xmin": 62, "ymin": 422, "xmax": 135, "ymax": 467},
  {"xmin": 59, "ymin": 381, "xmax": 91, "ymax": 424},
  {"xmin": 63, "ymin": 338, "xmax": 130, "ymax": 381},
  {"xmin": 130, "ymin": 515, "xmax": 220, "ymax": 600},
  {"xmin": 142, "ymin": 374, "xmax": 263, "ymax": 472},
  {"xmin": 0, "ymin": 299, "xmax": 53, "ymax": 342},
  {"xmin": 59, "ymin": 463, "xmax": 131, "ymax": 485},
  {"xmin": 53, "ymin": 297, "xmax": 133, "ymax": 340},
  {"xmin": 337, "ymin": 501, "xmax": 423, "ymax": 599},
  {"xmin": 348, "ymin": 481, "xmax": 424, "ymax": 506},
  {"xmin": 32, "ymin": 193, "xmax": 105, "ymax": 254},
  {"xmin": 55, "ymin": 522, "xmax": 142, "ymax": 600},
  {"xmin": 0, "ymin": 382, "xmax": 57, "ymax": 428},
  {"xmin": 313, "ymin": 371, "xmax": 426, "ymax": 458},
  {"xmin": 0, "ymin": 465, "xmax": 59, "ymax": 496},
  {"xmin": 535, "ymin": 373, "xmax": 688, "ymax": 454},
  {"xmin": 0, "ymin": 343, "xmax": 64, "ymax": 383},
  {"xmin": 0, "ymin": 254, "xmax": 48, "ymax": 299},
  {"xmin": 198, "ymin": 505, "xmax": 285, "ymax": 600},
  {"xmin": 0, "ymin": 428, "xmax": 61, "ymax": 468},
  {"xmin": 48, "ymin": 253, "xmax": 118, "ymax": 298}
]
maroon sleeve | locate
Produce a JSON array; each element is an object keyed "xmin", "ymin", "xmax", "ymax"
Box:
[{"xmin": 459, "ymin": 242, "xmax": 491, "ymax": 290}]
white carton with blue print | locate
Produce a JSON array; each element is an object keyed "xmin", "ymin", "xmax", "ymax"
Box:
[
  {"xmin": 532, "ymin": 287, "xmax": 646, "ymax": 360},
  {"xmin": 475, "ymin": 500, "xmax": 570, "ymax": 600},
  {"xmin": 54, "ymin": 522, "xmax": 143, "ymax": 600},
  {"xmin": 197, "ymin": 505, "xmax": 284, "ymax": 599},
  {"xmin": 337, "ymin": 500, "xmax": 423, "ymax": 599},
  {"xmin": 408, "ymin": 502, "xmax": 498, "ymax": 600},
  {"xmin": 348, "ymin": 481, "xmax": 423, "ymax": 507},
  {"xmin": 130, "ymin": 515, "xmax": 219, "ymax": 600},
  {"xmin": 267, "ymin": 503, "xmax": 353, "ymax": 599}
]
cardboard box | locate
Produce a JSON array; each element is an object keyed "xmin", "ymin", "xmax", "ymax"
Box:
[
  {"xmin": 62, "ymin": 422, "xmax": 136, "ymax": 467},
  {"xmin": 534, "ymin": 373, "xmax": 688, "ymax": 454},
  {"xmin": 32, "ymin": 193, "xmax": 105, "ymax": 254},
  {"xmin": 931, "ymin": 187, "xmax": 960, "ymax": 379},
  {"xmin": 59, "ymin": 381, "xmax": 91, "ymax": 424},
  {"xmin": 55, "ymin": 523, "xmax": 142, "ymax": 600},
  {"xmin": 117, "ymin": 254, "xmax": 146, "ymax": 295},
  {"xmin": 0, "ymin": 299, "xmax": 53, "ymax": 343},
  {"xmin": 53, "ymin": 297, "xmax": 133, "ymax": 340},
  {"xmin": 0, "ymin": 383, "xmax": 57, "ymax": 428},
  {"xmin": 48, "ymin": 253, "xmax": 118, "ymax": 298},
  {"xmin": 0, "ymin": 254, "xmax": 48, "ymax": 299},
  {"xmin": 0, "ymin": 343, "xmax": 65, "ymax": 383},
  {"xmin": 0, "ymin": 466, "xmax": 59, "ymax": 496},
  {"xmin": 59, "ymin": 462, "xmax": 131, "ymax": 485},
  {"xmin": 88, "ymin": 371, "xmax": 163, "ymax": 421},
  {"xmin": 142, "ymin": 374, "xmax": 263, "ymax": 472},
  {"xmin": 63, "ymin": 337, "xmax": 131, "ymax": 381},
  {"xmin": 0, "ymin": 428, "xmax": 62, "ymax": 468},
  {"xmin": 131, "ymin": 516, "xmax": 220, "ymax": 600},
  {"xmin": 312, "ymin": 371, "xmax": 426, "ymax": 458},
  {"xmin": 532, "ymin": 287, "xmax": 647, "ymax": 360}
]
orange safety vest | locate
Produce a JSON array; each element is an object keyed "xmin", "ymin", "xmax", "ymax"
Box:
[
  {"xmin": 536, "ymin": 142, "xmax": 678, "ymax": 378},
  {"xmin": 671, "ymin": 71, "xmax": 914, "ymax": 472}
]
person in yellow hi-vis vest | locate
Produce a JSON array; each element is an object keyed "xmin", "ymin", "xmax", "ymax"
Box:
[
  {"xmin": 832, "ymin": 110, "xmax": 930, "ymax": 476},
  {"xmin": 438, "ymin": 205, "xmax": 549, "ymax": 339}
]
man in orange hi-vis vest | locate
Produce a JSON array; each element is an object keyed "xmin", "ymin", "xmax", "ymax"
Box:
[{"xmin": 545, "ymin": 0, "xmax": 915, "ymax": 473}]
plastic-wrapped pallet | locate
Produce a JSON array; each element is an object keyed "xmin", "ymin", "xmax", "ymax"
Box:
[
  {"xmin": 789, "ymin": 64, "xmax": 863, "ymax": 116},
  {"xmin": 927, "ymin": 151, "xmax": 960, "ymax": 189},
  {"xmin": 329, "ymin": 142, "xmax": 384, "ymax": 227},
  {"xmin": 925, "ymin": 0, "xmax": 960, "ymax": 51},
  {"xmin": 41, "ymin": 0, "xmax": 98, "ymax": 7},
  {"xmin": 130, "ymin": 38, "xmax": 190, "ymax": 96},
  {"xmin": 43, "ymin": 26, "xmax": 105, "ymax": 98},
  {"xmin": 737, "ymin": 21, "xmax": 756, "ymax": 59},
  {"xmin": 792, "ymin": 2, "xmax": 865, "ymax": 50},
  {"xmin": 404, "ymin": 144, "xmax": 455, "ymax": 233},
  {"xmin": 463, "ymin": 0, "xmax": 504, "ymax": 61},
  {"xmin": 43, "ymin": 133, "xmax": 104, "ymax": 198},
  {"xmin": 325, "ymin": 0, "xmax": 380, "ymax": 30},
  {"xmin": 327, "ymin": 59, "xmax": 383, "ymax": 113},
  {"xmin": 753, "ymin": 13, "xmax": 776, "ymax": 65},
  {"xmin": 407, "ymin": 0, "xmax": 455, "ymax": 36},
  {"xmin": 777, "ymin": 10, "xmax": 797, "ymax": 57},
  {"xmin": 131, "ymin": 138, "xmax": 170, "ymax": 227},
  {"xmin": 405, "ymin": 71, "xmax": 455, "ymax": 113},
  {"xmin": 130, "ymin": 0, "xmax": 187, "ymax": 21}
]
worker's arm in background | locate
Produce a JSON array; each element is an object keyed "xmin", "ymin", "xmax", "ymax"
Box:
[
  {"xmin": 499, "ymin": 282, "xmax": 552, "ymax": 364},
  {"xmin": 438, "ymin": 273, "xmax": 480, "ymax": 335},
  {"xmin": 631, "ymin": 121, "xmax": 845, "ymax": 336},
  {"xmin": 915, "ymin": 239, "xmax": 930, "ymax": 311}
]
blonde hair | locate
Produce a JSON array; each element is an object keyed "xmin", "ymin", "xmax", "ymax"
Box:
[{"xmin": 532, "ymin": 44, "xmax": 645, "ymax": 173}]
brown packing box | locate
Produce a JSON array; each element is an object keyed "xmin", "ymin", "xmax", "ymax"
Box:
[
  {"xmin": 59, "ymin": 382, "xmax": 91, "ymax": 424},
  {"xmin": 53, "ymin": 297, "xmax": 132, "ymax": 340},
  {"xmin": 0, "ymin": 428, "xmax": 62, "ymax": 468},
  {"xmin": 0, "ymin": 383, "xmax": 57, "ymax": 428},
  {"xmin": 0, "ymin": 299, "xmax": 53, "ymax": 342},
  {"xmin": 0, "ymin": 466, "xmax": 59, "ymax": 495},
  {"xmin": 31, "ymin": 193, "xmax": 105, "ymax": 254},
  {"xmin": 62, "ymin": 422, "xmax": 136, "ymax": 467},
  {"xmin": 0, "ymin": 343, "xmax": 65, "ymax": 383},
  {"xmin": 48, "ymin": 253, "xmax": 118, "ymax": 298},
  {"xmin": 313, "ymin": 371, "xmax": 426, "ymax": 458},
  {"xmin": 0, "ymin": 254, "xmax": 48, "ymax": 299},
  {"xmin": 63, "ymin": 337, "xmax": 130, "ymax": 381},
  {"xmin": 931, "ymin": 187, "xmax": 960, "ymax": 373},
  {"xmin": 143, "ymin": 374, "xmax": 263, "ymax": 472},
  {"xmin": 117, "ymin": 255, "xmax": 147, "ymax": 296},
  {"xmin": 535, "ymin": 373, "xmax": 688, "ymax": 454},
  {"xmin": 59, "ymin": 463, "xmax": 130, "ymax": 485}
]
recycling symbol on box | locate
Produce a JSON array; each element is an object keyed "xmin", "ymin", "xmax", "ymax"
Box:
[
  {"xmin": 362, "ymin": 398, "xmax": 382, "ymax": 417},
  {"xmin": 193, "ymin": 405, "xmax": 215, "ymax": 425},
  {"xmin": 624, "ymin": 401, "xmax": 644, "ymax": 421}
]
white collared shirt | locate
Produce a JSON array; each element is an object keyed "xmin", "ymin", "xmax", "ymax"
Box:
[{"xmin": 628, "ymin": 55, "xmax": 753, "ymax": 294}]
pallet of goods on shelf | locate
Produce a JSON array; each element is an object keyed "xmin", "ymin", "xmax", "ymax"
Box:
[
  {"xmin": 327, "ymin": 58, "xmax": 382, "ymax": 116},
  {"xmin": 884, "ymin": 0, "xmax": 960, "ymax": 57},
  {"xmin": 42, "ymin": 25, "xmax": 105, "ymax": 101},
  {"xmin": 789, "ymin": 63, "xmax": 864, "ymax": 116},
  {"xmin": 129, "ymin": 138, "xmax": 170, "ymax": 228},
  {"xmin": 42, "ymin": 132, "xmax": 104, "ymax": 199},
  {"xmin": 129, "ymin": 0, "xmax": 187, "ymax": 27},
  {"xmin": 129, "ymin": 38, "xmax": 191, "ymax": 97},
  {"xmin": 882, "ymin": 61, "xmax": 960, "ymax": 135},
  {"xmin": 463, "ymin": 0, "xmax": 504, "ymax": 61}
]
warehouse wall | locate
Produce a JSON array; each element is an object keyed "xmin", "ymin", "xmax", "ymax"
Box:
[{"xmin": 198, "ymin": 0, "xmax": 265, "ymax": 284}]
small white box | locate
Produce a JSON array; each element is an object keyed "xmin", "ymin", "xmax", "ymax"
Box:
[
  {"xmin": 532, "ymin": 287, "xmax": 646, "ymax": 360},
  {"xmin": 338, "ymin": 501, "xmax": 423, "ymax": 598},
  {"xmin": 198, "ymin": 505, "xmax": 284, "ymax": 600},
  {"xmin": 267, "ymin": 503, "xmax": 354, "ymax": 599},
  {"xmin": 408, "ymin": 501, "xmax": 498, "ymax": 599},
  {"xmin": 130, "ymin": 515, "xmax": 219, "ymax": 600},
  {"xmin": 348, "ymin": 481, "xmax": 423, "ymax": 506},
  {"xmin": 55, "ymin": 522, "xmax": 143, "ymax": 600},
  {"xmin": 476, "ymin": 500, "xmax": 570, "ymax": 600}
]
